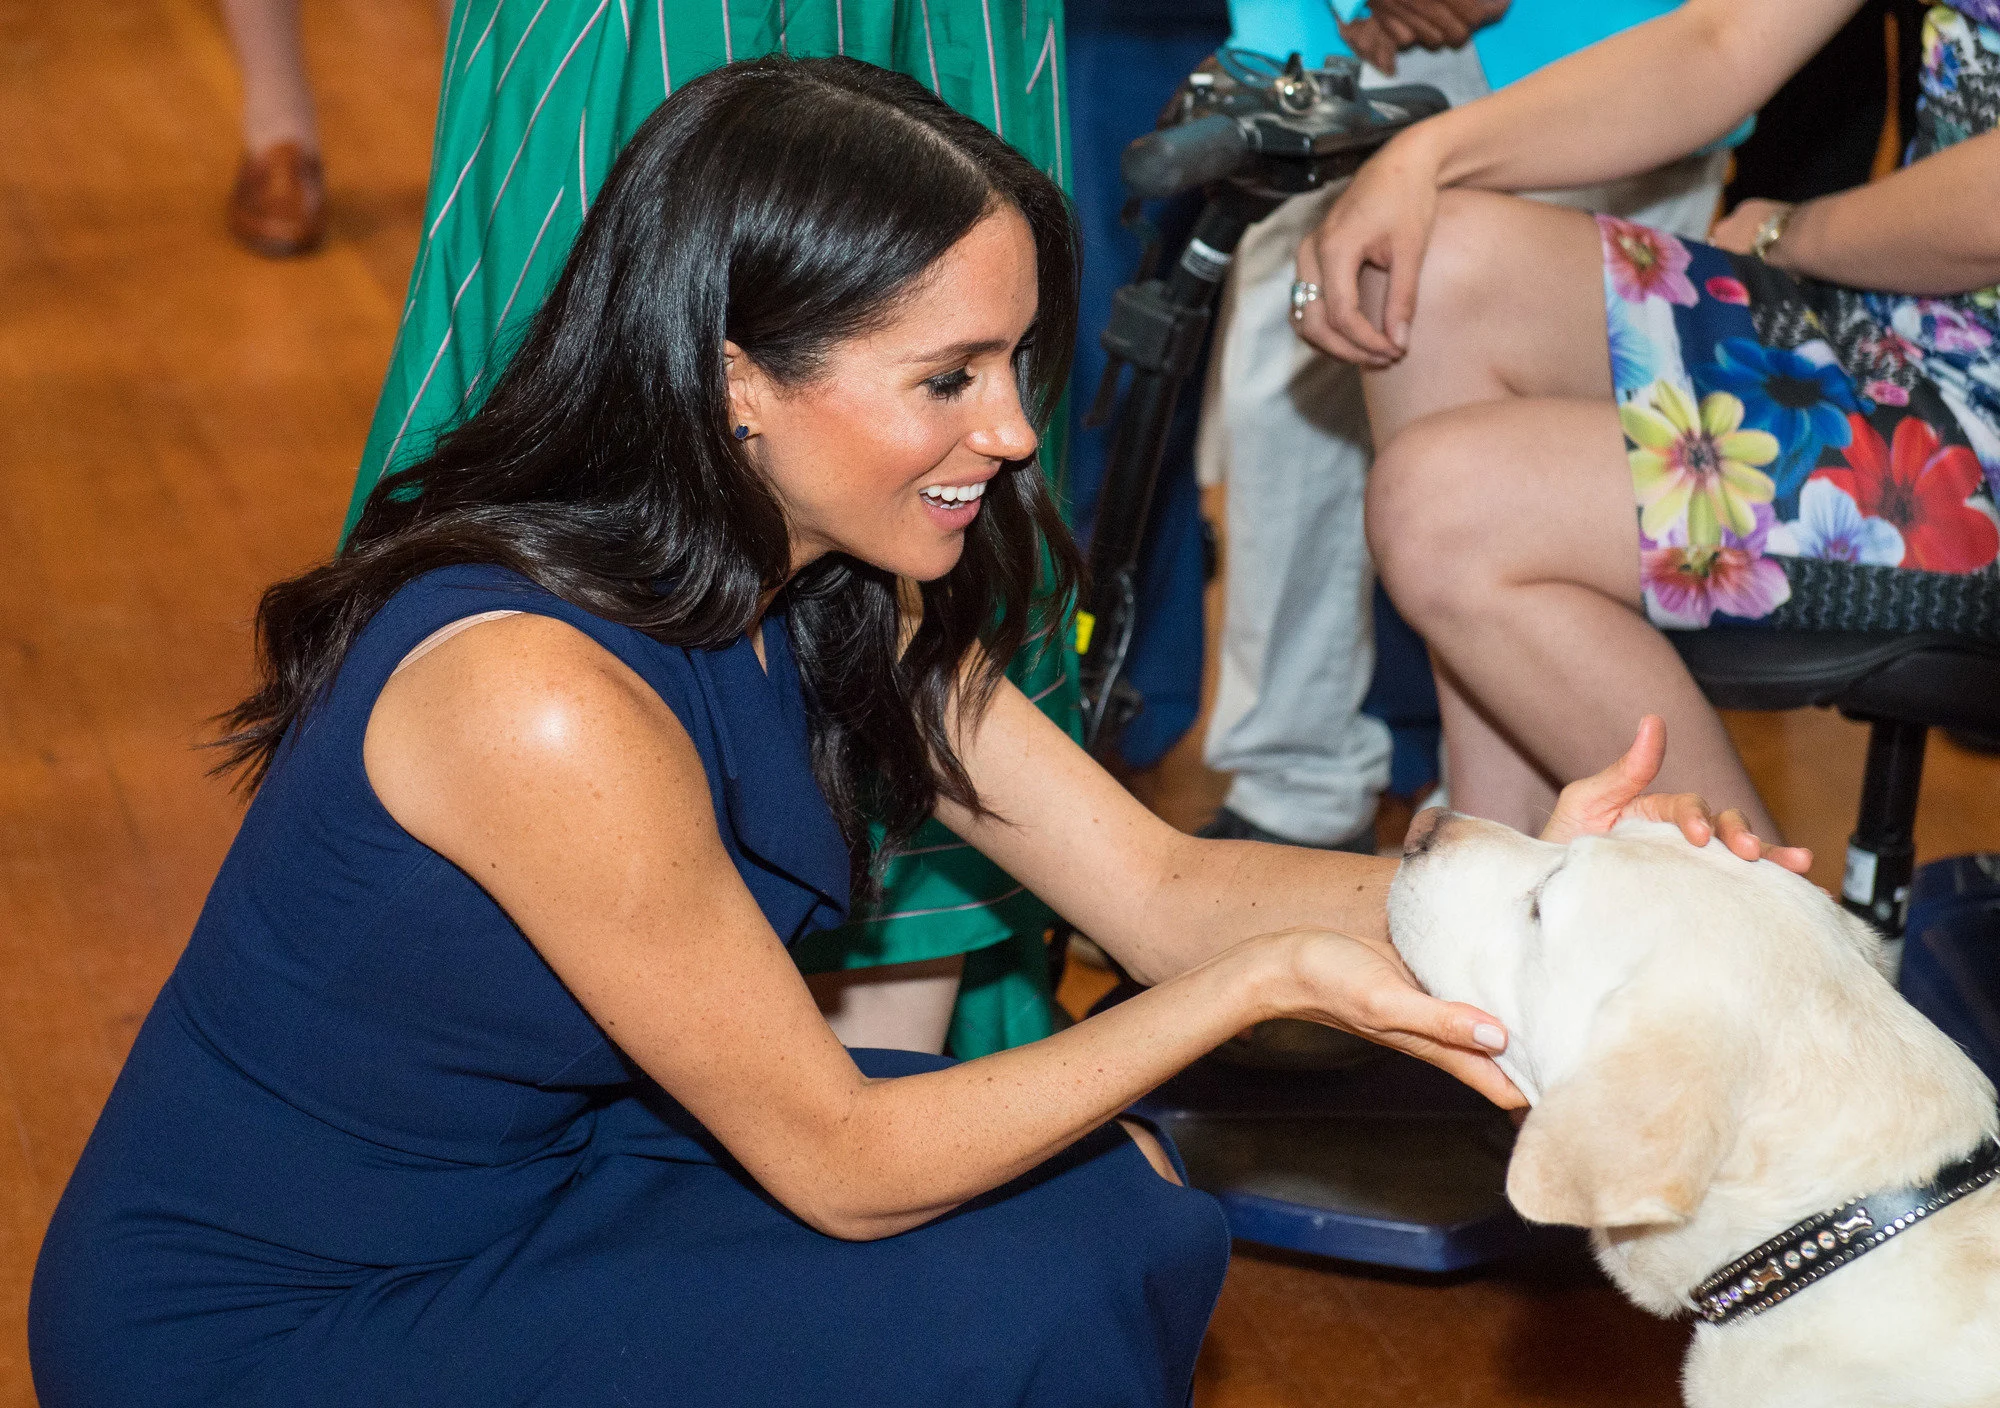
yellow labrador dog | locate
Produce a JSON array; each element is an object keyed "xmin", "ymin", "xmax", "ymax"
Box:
[{"xmin": 1389, "ymin": 812, "xmax": 2000, "ymax": 1408}]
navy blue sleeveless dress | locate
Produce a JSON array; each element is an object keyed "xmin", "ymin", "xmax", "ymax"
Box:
[{"xmin": 29, "ymin": 565, "xmax": 1231, "ymax": 1407}]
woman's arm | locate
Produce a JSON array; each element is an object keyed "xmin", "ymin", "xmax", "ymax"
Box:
[
  {"xmin": 1407, "ymin": 0, "xmax": 1856, "ymax": 198},
  {"xmin": 363, "ymin": 615, "xmax": 1515, "ymax": 1243},
  {"xmin": 930, "ymin": 676, "xmax": 1401, "ymax": 979},
  {"xmin": 1299, "ymin": 0, "xmax": 1862, "ymax": 362},
  {"xmin": 1711, "ymin": 129, "xmax": 2000, "ymax": 295},
  {"xmin": 936, "ymin": 685, "xmax": 1808, "ymax": 984}
]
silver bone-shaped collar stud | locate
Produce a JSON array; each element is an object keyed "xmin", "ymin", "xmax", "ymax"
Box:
[{"xmin": 1686, "ymin": 1136, "xmax": 2000, "ymax": 1328}]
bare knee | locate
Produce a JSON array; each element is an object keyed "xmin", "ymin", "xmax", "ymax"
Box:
[
  {"xmin": 806, "ymin": 954, "xmax": 964, "ymax": 1054},
  {"xmin": 1386, "ymin": 192, "xmax": 1608, "ymax": 398},
  {"xmin": 1407, "ymin": 190, "xmax": 1521, "ymax": 331},
  {"xmin": 1349, "ymin": 191, "xmax": 1511, "ymax": 350}
]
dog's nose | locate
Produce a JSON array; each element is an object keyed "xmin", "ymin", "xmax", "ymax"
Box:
[{"xmin": 1402, "ymin": 806, "xmax": 1451, "ymax": 859}]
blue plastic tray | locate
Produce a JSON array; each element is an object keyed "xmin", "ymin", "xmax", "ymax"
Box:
[{"xmin": 1133, "ymin": 1050, "xmax": 1547, "ymax": 1272}]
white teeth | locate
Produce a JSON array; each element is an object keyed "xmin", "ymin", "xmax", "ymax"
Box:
[{"xmin": 922, "ymin": 482, "xmax": 987, "ymax": 505}]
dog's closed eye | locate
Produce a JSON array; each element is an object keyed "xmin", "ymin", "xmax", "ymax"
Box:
[{"xmin": 1527, "ymin": 857, "xmax": 1567, "ymax": 924}]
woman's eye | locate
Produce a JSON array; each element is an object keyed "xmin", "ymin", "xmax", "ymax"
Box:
[{"xmin": 924, "ymin": 369, "xmax": 973, "ymax": 401}]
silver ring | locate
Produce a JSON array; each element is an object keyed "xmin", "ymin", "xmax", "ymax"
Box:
[{"xmin": 1290, "ymin": 279, "xmax": 1322, "ymax": 323}]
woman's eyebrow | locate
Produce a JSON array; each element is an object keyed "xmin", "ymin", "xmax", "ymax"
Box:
[{"xmin": 903, "ymin": 336, "xmax": 1013, "ymax": 365}]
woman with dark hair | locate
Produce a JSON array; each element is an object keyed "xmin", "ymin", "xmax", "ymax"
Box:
[
  {"xmin": 31, "ymin": 55, "xmax": 1781, "ymax": 1408},
  {"xmin": 359, "ymin": 0, "xmax": 1082, "ymax": 1062}
]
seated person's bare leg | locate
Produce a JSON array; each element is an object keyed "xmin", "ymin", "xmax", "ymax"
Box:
[
  {"xmin": 805, "ymin": 954, "xmax": 965, "ymax": 1055},
  {"xmin": 1356, "ymin": 191, "xmax": 1780, "ymax": 839},
  {"xmin": 1433, "ymin": 656, "xmax": 1559, "ymax": 831}
]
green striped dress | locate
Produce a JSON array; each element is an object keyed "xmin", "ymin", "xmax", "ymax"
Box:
[{"xmin": 351, "ymin": 0, "xmax": 1077, "ymax": 1056}]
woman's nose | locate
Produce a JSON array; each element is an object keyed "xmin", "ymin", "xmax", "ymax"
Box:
[{"xmin": 969, "ymin": 394, "xmax": 1038, "ymax": 462}]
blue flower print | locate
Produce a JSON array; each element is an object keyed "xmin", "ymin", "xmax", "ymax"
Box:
[
  {"xmin": 1694, "ymin": 337, "xmax": 1859, "ymax": 501},
  {"xmin": 1768, "ymin": 478, "xmax": 1906, "ymax": 566},
  {"xmin": 1607, "ymin": 296, "xmax": 1658, "ymax": 396},
  {"xmin": 1934, "ymin": 34, "xmax": 1963, "ymax": 91}
]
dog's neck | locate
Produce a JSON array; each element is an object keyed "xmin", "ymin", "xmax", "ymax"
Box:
[{"xmin": 1592, "ymin": 992, "xmax": 2000, "ymax": 1319}]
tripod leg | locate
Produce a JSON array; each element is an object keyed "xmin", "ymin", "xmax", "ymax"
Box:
[{"xmin": 1079, "ymin": 188, "xmax": 1274, "ymax": 754}]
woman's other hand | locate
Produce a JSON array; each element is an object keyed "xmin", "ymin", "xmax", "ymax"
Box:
[
  {"xmin": 1708, "ymin": 197, "xmax": 1793, "ymax": 258},
  {"xmin": 1541, "ymin": 715, "xmax": 1813, "ymax": 873},
  {"xmin": 1293, "ymin": 131, "xmax": 1443, "ymax": 366},
  {"xmin": 1261, "ymin": 927, "xmax": 1525, "ymax": 1109}
]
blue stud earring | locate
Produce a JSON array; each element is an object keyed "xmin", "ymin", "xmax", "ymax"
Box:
[{"xmin": 733, "ymin": 424, "xmax": 750, "ymax": 441}]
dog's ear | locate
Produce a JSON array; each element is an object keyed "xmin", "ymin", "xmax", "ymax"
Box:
[{"xmin": 1507, "ymin": 997, "xmax": 1743, "ymax": 1229}]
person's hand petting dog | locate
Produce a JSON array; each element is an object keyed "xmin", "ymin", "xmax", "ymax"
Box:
[
  {"xmin": 1337, "ymin": 0, "xmax": 1511, "ymax": 77},
  {"xmin": 1540, "ymin": 714, "xmax": 1814, "ymax": 873},
  {"xmin": 1278, "ymin": 715, "xmax": 1807, "ymax": 1119},
  {"xmin": 1264, "ymin": 921, "xmax": 1526, "ymax": 1110}
]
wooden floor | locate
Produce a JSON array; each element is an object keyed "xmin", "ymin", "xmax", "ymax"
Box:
[{"xmin": 0, "ymin": 5, "xmax": 1995, "ymax": 1406}]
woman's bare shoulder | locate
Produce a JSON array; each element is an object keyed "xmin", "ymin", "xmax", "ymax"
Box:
[{"xmin": 363, "ymin": 611, "xmax": 717, "ymax": 857}]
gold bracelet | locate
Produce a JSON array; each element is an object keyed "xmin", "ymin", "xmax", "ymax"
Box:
[{"xmin": 1752, "ymin": 205, "xmax": 1796, "ymax": 265}]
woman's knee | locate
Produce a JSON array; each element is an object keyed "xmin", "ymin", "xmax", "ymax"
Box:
[
  {"xmin": 1371, "ymin": 398, "xmax": 1643, "ymax": 628},
  {"xmin": 1393, "ymin": 189, "xmax": 1552, "ymax": 341},
  {"xmin": 1405, "ymin": 192, "xmax": 1611, "ymax": 397}
]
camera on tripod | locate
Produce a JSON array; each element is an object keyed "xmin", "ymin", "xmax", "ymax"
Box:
[
  {"xmin": 1075, "ymin": 50, "xmax": 1447, "ymax": 751},
  {"xmin": 1124, "ymin": 48, "xmax": 1448, "ymax": 201}
]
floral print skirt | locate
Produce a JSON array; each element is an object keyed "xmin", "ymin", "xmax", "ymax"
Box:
[
  {"xmin": 1598, "ymin": 6, "xmax": 2000, "ymax": 640},
  {"xmin": 1601, "ymin": 216, "xmax": 2000, "ymax": 638}
]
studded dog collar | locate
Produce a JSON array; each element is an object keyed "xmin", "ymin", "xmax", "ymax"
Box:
[{"xmin": 1689, "ymin": 1135, "xmax": 2000, "ymax": 1326}]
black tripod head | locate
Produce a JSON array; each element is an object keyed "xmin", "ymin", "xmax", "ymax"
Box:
[{"xmin": 1122, "ymin": 48, "xmax": 1447, "ymax": 201}]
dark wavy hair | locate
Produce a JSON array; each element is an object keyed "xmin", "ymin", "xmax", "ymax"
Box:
[{"xmin": 217, "ymin": 55, "xmax": 1082, "ymax": 896}]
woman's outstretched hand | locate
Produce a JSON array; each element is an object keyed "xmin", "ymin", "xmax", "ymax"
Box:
[
  {"xmin": 1291, "ymin": 132, "xmax": 1442, "ymax": 367},
  {"xmin": 1540, "ymin": 715, "xmax": 1813, "ymax": 874},
  {"xmin": 1266, "ymin": 927, "xmax": 1526, "ymax": 1110}
]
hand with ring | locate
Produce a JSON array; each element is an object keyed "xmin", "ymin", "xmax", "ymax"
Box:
[{"xmin": 1292, "ymin": 130, "xmax": 1444, "ymax": 366}]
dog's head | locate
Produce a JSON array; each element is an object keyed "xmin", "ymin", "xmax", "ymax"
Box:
[{"xmin": 1389, "ymin": 813, "xmax": 1953, "ymax": 1234}]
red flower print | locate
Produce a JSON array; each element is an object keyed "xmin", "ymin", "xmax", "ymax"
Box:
[
  {"xmin": 1811, "ymin": 415, "xmax": 1999, "ymax": 572},
  {"xmin": 1704, "ymin": 276, "xmax": 1750, "ymax": 306}
]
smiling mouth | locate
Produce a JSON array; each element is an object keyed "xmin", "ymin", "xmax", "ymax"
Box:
[{"xmin": 920, "ymin": 482, "xmax": 987, "ymax": 508}]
